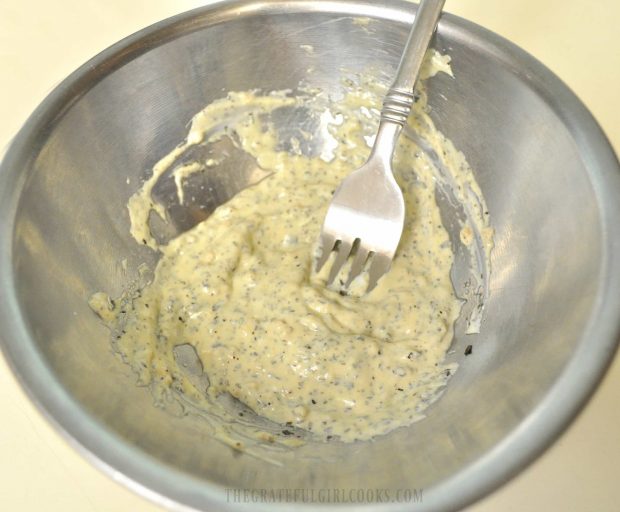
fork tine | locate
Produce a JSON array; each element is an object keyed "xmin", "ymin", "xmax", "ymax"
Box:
[
  {"xmin": 327, "ymin": 240, "xmax": 352, "ymax": 286},
  {"xmin": 367, "ymin": 252, "xmax": 392, "ymax": 291},
  {"xmin": 345, "ymin": 245, "xmax": 369, "ymax": 288},
  {"xmin": 315, "ymin": 232, "xmax": 336, "ymax": 272}
]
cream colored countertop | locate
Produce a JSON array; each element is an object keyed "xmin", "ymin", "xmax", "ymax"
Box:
[{"xmin": 1, "ymin": 1, "xmax": 619, "ymax": 510}]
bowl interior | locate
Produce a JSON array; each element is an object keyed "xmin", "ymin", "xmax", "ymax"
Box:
[{"xmin": 2, "ymin": 1, "xmax": 617, "ymax": 510}]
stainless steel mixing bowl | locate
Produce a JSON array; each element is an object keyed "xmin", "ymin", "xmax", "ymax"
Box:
[{"xmin": 1, "ymin": 1, "xmax": 620, "ymax": 510}]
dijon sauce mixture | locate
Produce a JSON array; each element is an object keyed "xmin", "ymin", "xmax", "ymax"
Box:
[{"xmin": 91, "ymin": 51, "xmax": 492, "ymax": 445}]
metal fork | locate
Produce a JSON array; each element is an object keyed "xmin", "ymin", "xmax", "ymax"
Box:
[{"xmin": 316, "ymin": 0, "xmax": 446, "ymax": 291}]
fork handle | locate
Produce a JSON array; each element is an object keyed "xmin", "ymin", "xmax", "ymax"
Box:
[{"xmin": 379, "ymin": 0, "xmax": 445, "ymax": 128}]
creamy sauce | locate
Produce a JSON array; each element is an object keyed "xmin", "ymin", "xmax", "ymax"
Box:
[{"xmin": 91, "ymin": 51, "xmax": 492, "ymax": 445}]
